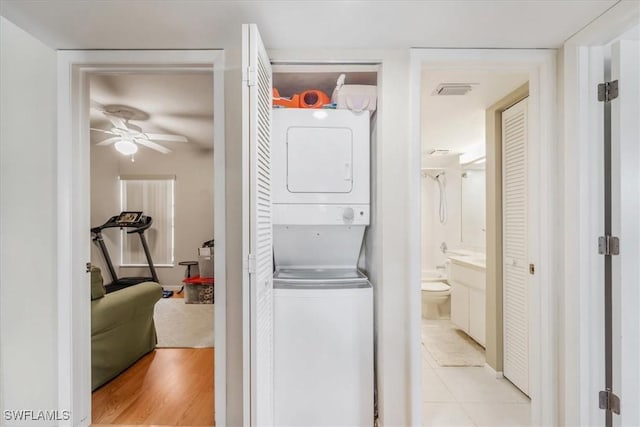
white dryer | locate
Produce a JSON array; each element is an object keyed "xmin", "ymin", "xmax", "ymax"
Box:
[{"xmin": 271, "ymin": 109, "xmax": 370, "ymax": 206}]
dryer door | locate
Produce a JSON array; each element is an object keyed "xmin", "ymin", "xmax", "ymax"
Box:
[
  {"xmin": 272, "ymin": 109, "xmax": 369, "ymax": 205},
  {"xmin": 287, "ymin": 127, "xmax": 353, "ymax": 193}
]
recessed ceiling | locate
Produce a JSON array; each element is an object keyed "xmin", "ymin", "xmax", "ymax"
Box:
[
  {"xmin": 90, "ymin": 73, "xmax": 214, "ymax": 153},
  {"xmin": 0, "ymin": 1, "xmax": 617, "ymax": 50},
  {"xmin": 422, "ymin": 69, "xmax": 529, "ymax": 156}
]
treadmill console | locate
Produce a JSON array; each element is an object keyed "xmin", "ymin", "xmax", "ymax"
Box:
[
  {"xmin": 116, "ymin": 211, "xmax": 144, "ymax": 225},
  {"xmin": 91, "ymin": 211, "xmax": 152, "ymax": 235}
]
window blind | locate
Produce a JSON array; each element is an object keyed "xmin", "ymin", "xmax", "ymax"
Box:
[{"xmin": 119, "ymin": 176, "xmax": 175, "ymax": 266}]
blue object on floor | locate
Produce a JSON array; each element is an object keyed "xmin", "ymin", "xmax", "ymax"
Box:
[{"xmin": 162, "ymin": 290, "xmax": 174, "ymax": 298}]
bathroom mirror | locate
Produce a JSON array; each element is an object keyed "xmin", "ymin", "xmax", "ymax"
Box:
[{"xmin": 460, "ymin": 165, "xmax": 486, "ymax": 249}]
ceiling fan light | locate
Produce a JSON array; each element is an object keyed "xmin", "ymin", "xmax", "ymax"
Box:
[{"xmin": 114, "ymin": 140, "xmax": 138, "ymax": 155}]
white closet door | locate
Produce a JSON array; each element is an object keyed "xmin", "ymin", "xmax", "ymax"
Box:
[
  {"xmin": 611, "ymin": 39, "xmax": 640, "ymax": 427},
  {"xmin": 502, "ymin": 98, "xmax": 529, "ymax": 395},
  {"xmin": 242, "ymin": 23, "xmax": 274, "ymax": 426}
]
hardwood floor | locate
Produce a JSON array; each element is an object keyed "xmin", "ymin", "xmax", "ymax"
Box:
[{"xmin": 92, "ymin": 348, "xmax": 214, "ymax": 426}]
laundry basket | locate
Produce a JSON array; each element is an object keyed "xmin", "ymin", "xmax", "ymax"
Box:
[{"xmin": 183, "ymin": 276, "xmax": 214, "ymax": 304}]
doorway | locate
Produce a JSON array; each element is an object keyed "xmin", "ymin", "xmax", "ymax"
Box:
[
  {"xmin": 56, "ymin": 50, "xmax": 225, "ymax": 426},
  {"xmin": 409, "ymin": 49, "xmax": 558, "ymax": 426},
  {"xmin": 88, "ymin": 71, "xmax": 215, "ymax": 425},
  {"xmin": 420, "ymin": 67, "xmax": 530, "ymax": 426}
]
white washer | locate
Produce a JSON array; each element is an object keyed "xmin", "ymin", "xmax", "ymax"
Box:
[
  {"xmin": 272, "ymin": 109, "xmax": 370, "ymax": 205},
  {"xmin": 273, "ymin": 268, "xmax": 373, "ymax": 427}
]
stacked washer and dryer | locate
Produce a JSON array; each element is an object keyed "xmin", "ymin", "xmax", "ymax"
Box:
[{"xmin": 272, "ymin": 108, "xmax": 374, "ymax": 426}]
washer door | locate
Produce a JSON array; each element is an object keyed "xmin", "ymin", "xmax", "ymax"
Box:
[{"xmin": 274, "ymin": 267, "xmax": 368, "ymax": 286}]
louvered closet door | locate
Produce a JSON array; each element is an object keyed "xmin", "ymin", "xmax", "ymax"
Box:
[
  {"xmin": 502, "ymin": 98, "xmax": 529, "ymax": 395},
  {"xmin": 242, "ymin": 24, "xmax": 274, "ymax": 426}
]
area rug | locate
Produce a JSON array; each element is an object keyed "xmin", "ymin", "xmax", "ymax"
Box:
[
  {"xmin": 154, "ymin": 298, "xmax": 214, "ymax": 348},
  {"xmin": 422, "ymin": 320, "xmax": 485, "ymax": 367}
]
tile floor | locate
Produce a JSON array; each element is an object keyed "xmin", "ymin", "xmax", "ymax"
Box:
[{"xmin": 422, "ymin": 320, "xmax": 530, "ymax": 427}]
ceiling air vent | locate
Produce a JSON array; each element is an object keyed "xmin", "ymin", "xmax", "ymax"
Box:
[{"xmin": 432, "ymin": 83, "xmax": 475, "ymax": 96}]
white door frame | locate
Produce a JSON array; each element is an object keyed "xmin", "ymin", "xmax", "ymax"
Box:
[
  {"xmin": 408, "ymin": 48, "xmax": 557, "ymax": 425},
  {"xmin": 56, "ymin": 49, "xmax": 226, "ymax": 427},
  {"xmin": 562, "ymin": 2, "xmax": 640, "ymax": 425}
]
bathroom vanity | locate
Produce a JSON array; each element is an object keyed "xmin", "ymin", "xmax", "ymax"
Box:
[{"xmin": 448, "ymin": 253, "xmax": 486, "ymax": 347}]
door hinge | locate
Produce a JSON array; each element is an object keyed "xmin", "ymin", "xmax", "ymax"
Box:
[
  {"xmin": 529, "ymin": 263, "xmax": 535, "ymax": 275},
  {"xmin": 598, "ymin": 80, "xmax": 619, "ymax": 102},
  {"xmin": 247, "ymin": 254, "xmax": 256, "ymax": 274},
  {"xmin": 86, "ymin": 262, "xmax": 92, "ymax": 273},
  {"xmin": 243, "ymin": 66, "xmax": 257, "ymax": 87},
  {"xmin": 598, "ymin": 235, "xmax": 620, "ymax": 256},
  {"xmin": 599, "ymin": 389, "xmax": 621, "ymax": 415}
]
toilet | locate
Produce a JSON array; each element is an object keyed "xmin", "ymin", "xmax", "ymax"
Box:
[{"xmin": 421, "ymin": 281, "xmax": 451, "ymax": 319}]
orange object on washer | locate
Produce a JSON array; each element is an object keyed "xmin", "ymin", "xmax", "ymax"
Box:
[
  {"xmin": 273, "ymin": 88, "xmax": 300, "ymax": 108},
  {"xmin": 299, "ymin": 89, "xmax": 330, "ymax": 109}
]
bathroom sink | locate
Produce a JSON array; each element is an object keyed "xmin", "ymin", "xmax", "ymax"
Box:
[
  {"xmin": 466, "ymin": 255, "xmax": 486, "ymax": 264},
  {"xmin": 447, "ymin": 252, "xmax": 486, "ymax": 269}
]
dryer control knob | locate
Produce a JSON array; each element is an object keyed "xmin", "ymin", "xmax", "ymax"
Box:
[{"xmin": 343, "ymin": 207, "xmax": 355, "ymax": 221}]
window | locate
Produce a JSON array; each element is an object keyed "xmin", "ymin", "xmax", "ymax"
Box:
[{"xmin": 119, "ymin": 175, "xmax": 175, "ymax": 267}]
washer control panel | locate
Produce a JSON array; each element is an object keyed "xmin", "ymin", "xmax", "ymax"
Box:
[{"xmin": 273, "ymin": 204, "xmax": 370, "ymax": 225}]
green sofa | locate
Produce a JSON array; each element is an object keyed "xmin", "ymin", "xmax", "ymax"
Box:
[{"xmin": 90, "ymin": 267, "xmax": 162, "ymax": 390}]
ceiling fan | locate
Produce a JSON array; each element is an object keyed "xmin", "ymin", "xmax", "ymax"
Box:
[{"xmin": 90, "ymin": 101, "xmax": 188, "ymax": 155}]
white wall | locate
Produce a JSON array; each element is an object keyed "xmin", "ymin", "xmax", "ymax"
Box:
[
  {"xmin": 0, "ymin": 23, "xmax": 449, "ymax": 427},
  {"xmin": 370, "ymin": 49, "xmax": 413, "ymax": 427},
  {"xmin": 90, "ymin": 143, "xmax": 214, "ymax": 287},
  {"xmin": 222, "ymin": 46, "xmax": 245, "ymax": 427},
  {"xmin": 0, "ymin": 8, "xmax": 633, "ymax": 427},
  {"xmin": 421, "ymin": 155, "xmax": 462, "ymax": 273},
  {"xmin": 460, "ymin": 167, "xmax": 486, "ymax": 250},
  {"xmin": 0, "ymin": 17, "xmax": 58, "ymax": 426},
  {"xmin": 89, "ymin": 142, "xmax": 120, "ymax": 282}
]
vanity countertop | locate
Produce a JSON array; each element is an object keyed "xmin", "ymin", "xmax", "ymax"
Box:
[{"xmin": 447, "ymin": 251, "xmax": 486, "ymax": 270}]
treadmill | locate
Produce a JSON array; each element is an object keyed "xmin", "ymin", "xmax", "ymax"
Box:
[{"xmin": 91, "ymin": 211, "xmax": 159, "ymax": 293}]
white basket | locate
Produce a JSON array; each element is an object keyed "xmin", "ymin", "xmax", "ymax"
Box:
[
  {"xmin": 335, "ymin": 84, "xmax": 377, "ymax": 112},
  {"xmin": 197, "ymin": 246, "xmax": 214, "ymax": 278},
  {"xmin": 198, "ymin": 256, "xmax": 214, "ymax": 278}
]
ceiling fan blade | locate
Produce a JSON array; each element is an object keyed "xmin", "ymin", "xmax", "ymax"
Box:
[
  {"xmin": 135, "ymin": 139, "xmax": 172, "ymax": 154},
  {"xmin": 96, "ymin": 137, "xmax": 120, "ymax": 146},
  {"xmin": 90, "ymin": 127, "xmax": 116, "ymax": 135},
  {"xmin": 145, "ymin": 133, "xmax": 188, "ymax": 143},
  {"xmin": 104, "ymin": 112, "xmax": 127, "ymax": 130}
]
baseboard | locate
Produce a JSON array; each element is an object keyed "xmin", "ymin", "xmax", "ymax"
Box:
[
  {"xmin": 162, "ymin": 284, "xmax": 183, "ymax": 292},
  {"xmin": 484, "ymin": 363, "xmax": 504, "ymax": 379}
]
